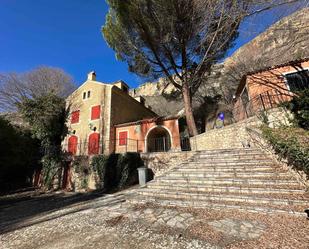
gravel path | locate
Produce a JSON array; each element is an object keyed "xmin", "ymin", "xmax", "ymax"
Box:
[{"xmin": 0, "ymin": 189, "xmax": 308, "ymax": 249}]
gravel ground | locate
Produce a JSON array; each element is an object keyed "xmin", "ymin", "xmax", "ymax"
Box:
[{"xmin": 0, "ymin": 189, "xmax": 308, "ymax": 249}]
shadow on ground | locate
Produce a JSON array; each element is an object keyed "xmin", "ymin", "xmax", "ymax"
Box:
[{"xmin": 0, "ymin": 188, "xmax": 124, "ymax": 235}]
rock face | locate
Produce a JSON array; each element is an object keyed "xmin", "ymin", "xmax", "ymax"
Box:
[{"xmin": 130, "ymin": 8, "xmax": 309, "ymax": 117}]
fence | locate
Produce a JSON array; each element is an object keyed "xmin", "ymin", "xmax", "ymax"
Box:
[
  {"xmin": 233, "ymin": 89, "xmax": 292, "ymax": 123},
  {"xmin": 62, "ymin": 136, "xmax": 191, "ymax": 156}
]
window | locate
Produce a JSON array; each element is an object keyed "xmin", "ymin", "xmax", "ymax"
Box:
[
  {"xmin": 83, "ymin": 92, "xmax": 86, "ymax": 99},
  {"xmin": 71, "ymin": 110, "xmax": 80, "ymax": 124},
  {"xmin": 91, "ymin": 105, "xmax": 100, "ymax": 120},
  {"xmin": 119, "ymin": 131, "xmax": 128, "ymax": 146},
  {"xmin": 87, "ymin": 91, "xmax": 91, "ymax": 98},
  {"xmin": 285, "ymin": 70, "xmax": 309, "ymax": 92}
]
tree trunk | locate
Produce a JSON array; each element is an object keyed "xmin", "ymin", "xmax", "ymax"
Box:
[{"xmin": 182, "ymin": 83, "xmax": 198, "ymax": 137}]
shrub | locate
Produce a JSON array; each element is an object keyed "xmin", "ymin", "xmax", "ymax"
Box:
[
  {"xmin": 91, "ymin": 153, "xmax": 144, "ymax": 191},
  {"xmin": 261, "ymin": 126, "xmax": 309, "ymax": 177},
  {"xmin": 116, "ymin": 153, "xmax": 144, "ymax": 189},
  {"xmin": 285, "ymin": 89, "xmax": 309, "ymax": 130},
  {"xmin": 0, "ymin": 117, "xmax": 40, "ymax": 192}
]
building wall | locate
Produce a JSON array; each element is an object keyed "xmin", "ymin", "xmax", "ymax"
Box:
[
  {"xmin": 65, "ymin": 80, "xmax": 112, "ymax": 155},
  {"xmin": 234, "ymin": 60, "xmax": 309, "ymax": 121},
  {"xmin": 246, "ymin": 60, "xmax": 309, "ymax": 98},
  {"xmin": 115, "ymin": 118, "xmax": 181, "ymax": 153},
  {"xmin": 109, "ymin": 86, "xmax": 157, "ymax": 152}
]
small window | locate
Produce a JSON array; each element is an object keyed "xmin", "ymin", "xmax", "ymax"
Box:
[
  {"xmin": 119, "ymin": 131, "xmax": 128, "ymax": 146},
  {"xmin": 83, "ymin": 92, "xmax": 86, "ymax": 99},
  {"xmin": 91, "ymin": 105, "xmax": 100, "ymax": 120},
  {"xmin": 71, "ymin": 110, "xmax": 80, "ymax": 124},
  {"xmin": 87, "ymin": 91, "xmax": 91, "ymax": 98},
  {"xmin": 285, "ymin": 70, "xmax": 309, "ymax": 92}
]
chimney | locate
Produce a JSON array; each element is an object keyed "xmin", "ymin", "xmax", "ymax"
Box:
[{"xmin": 87, "ymin": 71, "xmax": 96, "ymax": 81}]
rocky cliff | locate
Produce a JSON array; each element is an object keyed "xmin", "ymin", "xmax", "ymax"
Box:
[{"xmin": 130, "ymin": 8, "xmax": 309, "ymax": 117}]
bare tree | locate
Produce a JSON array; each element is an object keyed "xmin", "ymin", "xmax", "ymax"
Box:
[{"xmin": 0, "ymin": 66, "xmax": 76, "ymax": 112}]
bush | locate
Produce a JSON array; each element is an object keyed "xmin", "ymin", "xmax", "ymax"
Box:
[
  {"xmin": 116, "ymin": 153, "xmax": 144, "ymax": 189},
  {"xmin": 261, "ymin": 126, "xmax": 309, "ymax": 177},
  {"xmin": 91, "ymin": 153, "xmax": 144, "ymax": 191},
  {"xmin": 285, "ymin": 89, "xmax": 309, "ymax": 130},
  {"xmin": 0, "ymin": 117, "xmax": 40, "ymax": 192}
]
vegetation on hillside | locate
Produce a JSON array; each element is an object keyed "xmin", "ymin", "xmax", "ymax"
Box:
[
  {"xmin": 0, "ymin": 117, "xmax": 40, "ymax": 192},
  {"xmin": 261, "ymin": 89, "xmax": 309, "ymax": 178},
  {"xmin": 18, "ymin": 93, "xmax": 69, "ymax": 189}
]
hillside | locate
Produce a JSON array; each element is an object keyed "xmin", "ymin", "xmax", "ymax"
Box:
[{"xmin": 130, "ymin": 8, "xmax": 309, "ymax": 117}]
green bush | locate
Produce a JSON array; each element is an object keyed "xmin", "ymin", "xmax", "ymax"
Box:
[
  {"xmin": 91, "ymin": 153, "xmax": 143, "ymax": 191},
  {"xmin": 0, "ymin": 117, "xmax": 40, "ymax": 192},
  {"xmin": 261, "ymin": 126, "xmax": 309, "ymax": 177},
  {"xmin": 116, "ymin": 153, "xmax": 144, "ymax": 189},
  {"xmin": 285, "ymin": 89, "xmax": 309, "ymax": 130}
]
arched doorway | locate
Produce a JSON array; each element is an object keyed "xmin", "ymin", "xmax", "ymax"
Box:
[{"xmin": 146, "ymin": 126, "xmax": 171, "ymax": 152}]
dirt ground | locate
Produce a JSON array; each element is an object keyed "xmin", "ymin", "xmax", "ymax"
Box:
[{"xmin": 0, "ymin": 188, "xmax": 308, "ymax": 249}]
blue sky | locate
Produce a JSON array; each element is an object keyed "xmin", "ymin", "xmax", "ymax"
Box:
[{"xmin": 0, "ymin": 0, "xmax": 303, "ymax": 88}]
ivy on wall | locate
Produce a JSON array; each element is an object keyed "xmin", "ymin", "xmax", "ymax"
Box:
[{"xmin": 91, "ymin": 153, "xmax": 143, "ymax": 191}]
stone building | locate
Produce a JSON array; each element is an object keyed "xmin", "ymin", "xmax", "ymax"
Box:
[{"xmin": 63, "ymin": 72, "xmax": 183, "ymax": 156}]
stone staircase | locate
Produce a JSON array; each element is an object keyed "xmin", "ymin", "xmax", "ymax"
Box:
[{"xmin": 129, "ymin": 148, "xmax": 309, "ymax": 216}]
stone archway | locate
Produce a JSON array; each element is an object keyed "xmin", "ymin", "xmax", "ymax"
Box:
[{"xmin": 146, "ymin": 126, "xmax": 171, "ymax": 152}]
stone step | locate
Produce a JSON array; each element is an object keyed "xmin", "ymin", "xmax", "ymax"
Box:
[
  {"xmin": 195, "ymin": 149, "xmax": 262, "ymax": 155},
  {"xmin": 135, "ymin": 189, "xmax": 309, "ymax": 206},
  {"xmin": 166, "ymin": 171, "xmax": 290, "ymax": 178},
  {"xmin": 174, "ymin": 166, "xmax": 278, "ymax": 172},
  {"xmin": 181, "ymin": 160, "xmax": 274, "ymax": 166},
  {"xmin": 194, "ymin": 154, "xmax": 269, "ymax": 160},
  {"xmin": 146, "ymin": 183, "xmax": 305, "ymax": 195},
  {"xmin": 157, "ymin": 177, "xmax": 300, "ymax": 186},
  {"xmin": 128, "ymin": 196, "xmax": 306, "ymax": 216},
  {"xmin": 197, "ymin": 148, "xmax": 260, "ymax": 153}
]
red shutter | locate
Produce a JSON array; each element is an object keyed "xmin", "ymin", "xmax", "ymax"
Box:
[
  {"xmin": 88, "ymin": 133, "xmax": 100, "ymax": 155},
  {"xmin": 68, "ymin": 136, "xmax": 78, "ymax": 155},
  {"xmin": 71, "ymin": 111, "xmax": 80, "ymax": 124},
  {"xmin": 119, "ymin": 131, "xmax": 128, "ymax": 146},
  {"xmin": 91, "ymin": 105, "xmax": 100, "ymax": 120}
]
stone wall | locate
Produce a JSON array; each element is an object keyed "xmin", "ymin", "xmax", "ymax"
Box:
[
  {"xmin": 190, "ymin": 108, "xmax": 292, "ymax": 151},
  {"xmin": 141, "ymin": 151, "xmax": 195, "ymax": 177}
]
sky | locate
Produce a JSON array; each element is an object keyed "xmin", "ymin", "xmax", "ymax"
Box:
[{"xmin": 0, "ymin": 0, "xmax": 304, "ymax": 88}]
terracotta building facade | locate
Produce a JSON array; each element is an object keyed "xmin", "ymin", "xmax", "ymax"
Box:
[
  {"xmin": 233, "ymin": 58, "xmax": 309, "ymax": 121},
  {"xmin": 63, "ymin": 72, "xmax": 183, "ymax": 156}
]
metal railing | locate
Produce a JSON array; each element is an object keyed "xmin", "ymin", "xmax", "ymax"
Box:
[
  {"xmin": 233, "ymin": 89, "xmax": 292, "ymax": 123},
  {"xmin": 62, "ymin": 136, "xmax": 192, "ymax": 156}
]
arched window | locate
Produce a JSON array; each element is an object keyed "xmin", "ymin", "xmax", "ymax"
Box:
[
  {"xmin": 68, "ymin": 136, "xmax": 78, "ymax": 155},
  {"xmin": 88, "ymin": 133, "xmax": 100, "ymax": 155}
]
